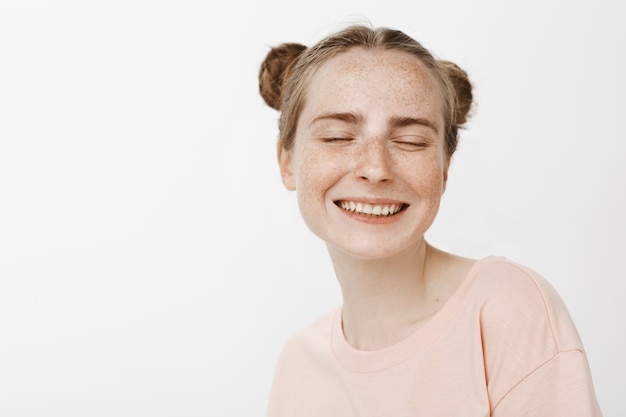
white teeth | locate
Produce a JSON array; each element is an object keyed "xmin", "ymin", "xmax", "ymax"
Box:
[{"xmin": 339, "ymin": 201, "xmax": 404, "ymax": 216}]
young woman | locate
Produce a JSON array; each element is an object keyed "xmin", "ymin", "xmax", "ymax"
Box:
[{"xmin": 258, "ymin": 24, "xmax": 602, "ymax": 416}]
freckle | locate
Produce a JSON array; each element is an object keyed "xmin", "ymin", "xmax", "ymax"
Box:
[{"xmin": 435, "ymin": 298, "xmax": 440, "ymax": 303}]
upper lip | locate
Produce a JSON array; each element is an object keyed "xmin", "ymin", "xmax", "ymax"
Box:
[{"xmin": 333, "ymin": 197, "xmax": 409, "ymax": 205}]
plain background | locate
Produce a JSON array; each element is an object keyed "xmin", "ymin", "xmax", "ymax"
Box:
[{"xmin": 1, "ymin": 0, "xmax": 624, "ymax": 415}]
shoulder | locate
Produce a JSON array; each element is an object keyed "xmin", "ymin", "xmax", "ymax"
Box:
[
  {"xmin": 463, "ymin": 257, "xmax": 589, "ymax": 405},
  {"xmin": 273, "ymin": 308, "xmax": 338, "ymax": 372},
  {"xmin": 468, "ymin": 256, "xmax": 553, "ymax": 297},
  {"xmin": 268, "ymin": 308, "xmax": 345, "ymax": 415},
  {"xmin": 468, "ymin": 257, "xmax": 583, "ymax": 351},
  {"xmin": 465, "ymin": 258, "xmax": 601, "ymax": 413},
  {"xmin": 269, "ymin": 308, "xmax": 339, "ymax": 408}
]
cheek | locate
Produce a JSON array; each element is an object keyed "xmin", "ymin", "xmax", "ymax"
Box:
[
  {"xmin": 294, "ymin": 151, "xmax": 330, "ymax": 207},
  {"xmin": 396, "ymin": 153, "xmax": 447, "ymax": 193},
  {"xmin": 294, "ymin": 148, "xmax": 353, "ymax": 217},
  {"xmin": 295, "ymin": 145, "xmax": 350, "ymax": 189}
]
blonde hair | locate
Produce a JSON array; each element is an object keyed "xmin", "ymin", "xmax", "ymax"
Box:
[{"xmin": 259, "ymin": 24, "xmax": 473, "ymax": 157}]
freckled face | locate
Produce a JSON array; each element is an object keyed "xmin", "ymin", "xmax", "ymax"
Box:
[{"xmin": 278, "ymin": 48, "xmax": 449, "ymax": 259}]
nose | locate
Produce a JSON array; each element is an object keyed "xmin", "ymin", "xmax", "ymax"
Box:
[{"xmin": 354, "ymin": 138, "xmax": 393, "ymax": 183}]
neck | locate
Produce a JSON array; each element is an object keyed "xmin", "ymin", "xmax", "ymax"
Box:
[{"xmin": 328, "ymin": 240, "xmax": 464, "ymax": 350}]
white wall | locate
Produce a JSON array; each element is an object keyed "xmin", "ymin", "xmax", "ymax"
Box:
[{"xmin": 0, "ymin": 0, "xmax": 623, "ymax": 415}]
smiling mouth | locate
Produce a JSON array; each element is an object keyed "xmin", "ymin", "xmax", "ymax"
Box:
[{"xmin": 334, "ymin": 200, "xmax": 409, "ymax": 217}]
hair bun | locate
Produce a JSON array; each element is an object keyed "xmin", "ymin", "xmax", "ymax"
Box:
[
  {"xmin": 439, "ymin": 60, "xmax": 473, "ymax": 126},
  {"xmin": 259, "ymin": 43, "xmax": 307, "ymax": 110}
]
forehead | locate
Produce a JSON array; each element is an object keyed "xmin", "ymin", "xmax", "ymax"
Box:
[{"xmin": 301, "ymin": 47, "xmax": 444, "ymax": 123}]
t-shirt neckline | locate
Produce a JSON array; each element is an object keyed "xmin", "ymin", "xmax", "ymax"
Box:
[{"xmin": 330, "ymin": 256, "xmax": 502, "ymax": 373}]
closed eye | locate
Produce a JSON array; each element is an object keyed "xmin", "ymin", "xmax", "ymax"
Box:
[
  {"xmin": 321, "ymin": 137, "xmax": 355, "ymax": 143},
  {"xmin": 395, "ymin": 141, "xmax": 427, "ymax": 147},
  {"xmin": 392, "ymin": 138, "xmax": 430, "ymax": 151},
  {"xmin": 322, "ymin": 138, "xmax": 353, "ymax": 142}
]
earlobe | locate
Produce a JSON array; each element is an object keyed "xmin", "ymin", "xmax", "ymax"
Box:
[{"xmin": 277, "ymin": 145, "xmax": 296, "ymax": 191}]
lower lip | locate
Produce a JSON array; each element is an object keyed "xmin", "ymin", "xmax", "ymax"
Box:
[{"xmin": 335, "ymin": 204, "xmax": 408, "ymax": 225}]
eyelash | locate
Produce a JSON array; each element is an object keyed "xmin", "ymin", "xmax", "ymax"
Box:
[
  {"xmin": 320, "ymin": 137, "xmax": 429, "ymax": 149},
  {"xmin": 392, "ymin": 139, "xmax": 430, "ymax": 151},
  {"xmin": 322, "ymin": 137, "xmax": 353, "ymax": 143},
  {"xmin": 396, "ymin": 140, "xmax": 427, "ymax": 147}
]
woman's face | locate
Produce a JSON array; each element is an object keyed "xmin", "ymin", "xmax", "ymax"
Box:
[{"xmin": 278, "ymin": 47, "xmax": 449, "ymax": 259}]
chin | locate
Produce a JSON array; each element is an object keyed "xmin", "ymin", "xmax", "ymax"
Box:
[{"xmin": 325, "ymin": 238, "xmax": 420, "ymax": 261}]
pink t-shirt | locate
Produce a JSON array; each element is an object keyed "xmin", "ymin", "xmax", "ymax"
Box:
[{"xmin": 267, "ymin": 257, "xmax": 602, "ymax": 416}]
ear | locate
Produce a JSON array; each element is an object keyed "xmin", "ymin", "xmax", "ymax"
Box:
[{"xmin": 277, "ymin": 145, "xmax": 296, "ymax": 191}]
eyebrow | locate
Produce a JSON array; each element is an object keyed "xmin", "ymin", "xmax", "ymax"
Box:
[
  {"xmin": 389, "ymin": 116, "xmax": 440, "ymax": 135},
  {"xmin": 308, "ymin": 112, "xmax": 364, "ymax": 127},
  {"xmin": 308, "ymin": 112, "xmax": 439, "ymax": 135}
]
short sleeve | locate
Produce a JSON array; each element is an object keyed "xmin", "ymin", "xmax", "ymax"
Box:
[{"xmin": 492, "ymin": 349, "xmax": 602, "ymax": 416}]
